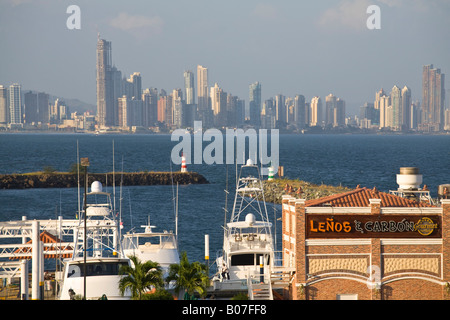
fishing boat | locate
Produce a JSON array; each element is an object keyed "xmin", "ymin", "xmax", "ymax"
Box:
[
  {"xmin": 59, "ymin": 181, "xmax": 131, "ymax": 300},
  {"xmin": 122, "ymin": 216, "xmax": 180, "ymax": 279},
  {"xmin": 213, "ymin": 159, "xmax": 275, "ymax": 298}
]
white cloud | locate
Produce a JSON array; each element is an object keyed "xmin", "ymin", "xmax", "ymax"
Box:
[
  {"xmin": 317, "ymin": 0, "xmax": 371, "ymax": 31},
  {"xmin": 109, "ymin": 12, "xmax": 163, "ymax": 35}
]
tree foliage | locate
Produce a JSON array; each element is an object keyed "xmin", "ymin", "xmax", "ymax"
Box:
[
  {"xmin": 166, "ymin": 251, "xmax": 209, "ymax": 299},
  {"xmin": 118, "ymin": 255, "xmax": 164, "ymax": 300}
]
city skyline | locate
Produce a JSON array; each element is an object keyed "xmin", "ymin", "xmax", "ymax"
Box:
[
  {"xmin": 0, "ymin": 34, "xmax": 447, "ymax": 133},
  {"xmin": 1, "ymin": 0, "xmax": 449, "ymax": 116}
]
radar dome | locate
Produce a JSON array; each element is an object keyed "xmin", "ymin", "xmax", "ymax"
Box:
[
  {"xmin": 91, "ymin": 181, "xmax": 103, "ymax": 193},
  {"xmin": 246, "ymin": 159, "xmax": 254, "ymax": 166},
  {"xmin": 245, "ymin": 213, "xmax": 256, "ymax": 226}
]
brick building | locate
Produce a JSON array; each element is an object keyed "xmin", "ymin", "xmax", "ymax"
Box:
[{"xmin": 282, "ymin": 186, "xmax": 450, "ymax": 300}]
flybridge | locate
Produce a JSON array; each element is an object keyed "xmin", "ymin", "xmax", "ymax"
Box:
[{"xmin": 171, "ymin": 121, "xmax": 279, "ymax": 176}]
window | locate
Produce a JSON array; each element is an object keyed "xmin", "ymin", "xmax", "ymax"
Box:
[
  {"xmin": 67, "ymin": 262, "xmax": 128, "ymax": 277},
  {"xmin": 230, "ymin": 254, "xmax": 270, "ymax": 266},
  {"xmin": 231, "ymin": 254, "xmax": 254, "ymax": 266}
]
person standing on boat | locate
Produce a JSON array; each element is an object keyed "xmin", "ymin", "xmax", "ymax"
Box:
[{"xmin": 221, "ymin": 263, "xmax": 230, "ymax": 280}]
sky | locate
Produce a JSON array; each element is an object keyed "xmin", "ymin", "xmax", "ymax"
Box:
[{"xmin": 1, "ymin": 0, "xmax": 449, "ymax": 115}]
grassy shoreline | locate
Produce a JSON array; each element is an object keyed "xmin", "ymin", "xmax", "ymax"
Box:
[{"xmin": 262, "ymin": 178, "xmax": 351, "ymax": 204}]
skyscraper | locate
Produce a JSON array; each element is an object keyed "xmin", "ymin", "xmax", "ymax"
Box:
[
  {"xmin": 293, "ymin": 95, "xmax": 306, "ymax": 129},
  {"xmin": 127, "ymin": 72, "xmax": 142, "ymax": 100},
  {"xmin": 24, "ymin": 91, "xmax": 38, "ymax": 124},
  {"xmin": 422, "ymin": 64, "xmax": 445, "ymax": 131},
  {"xmin": 184, "ymin": 70, "xmax": 195, "ymax": 105},
  {"xmin": 183, "ymin": 70, "xmax": 196, "ymax": 128},
  {"xmin": 390, "ymin": 85, "xmax": 402, "ymax": 131},
  {"xmin": 378, "ymin": 94, "xmax": 391, "ymax": 129},
  {"xmin": 96, "ymin": 39, "xmax": 115, "ymax": 128},
  {"xmin": 249, "ymin": 82, "xmax": 261, "ymax": 127},
  {"xmin": 401, "ymin": 86, "xmax": 411, "ymax": 131},
  {"xmin": 9, "ymin": 83, "xmax": 22, "ymax": 125},
  {"xmin": 0, "ymin": 85, "xmax": 7, "ymax": 125},
  {"xmin": 142, "ymin": 88, "xmax": 158, "ymax": 127},
  {"xmin": 310, "ymin": 96, "xmax": 322, "ymax": 127},
  {"xmin": 197, "ymin": 65, "xmax": 211, "ymax": 126},
  {"xmin": 37, "ymin": 92, "xmax": 49, "ymax": 124},
  {"xmin": 275, "ymin": 94, "xmax": 285, "ymax": 127},
  {"xmin": 325, "ymin": 94, "xmax": 337, "ymax": 127}
]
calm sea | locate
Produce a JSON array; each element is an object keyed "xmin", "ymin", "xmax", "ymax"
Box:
[{"xmin": 1, "ymin": 133, "xmax": 450, "ymax": 266}]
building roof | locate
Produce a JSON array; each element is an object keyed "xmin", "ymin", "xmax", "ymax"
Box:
[
  {"xmin": 10, "ymin": 231, "xmax": 73, "ymax": 260},
  {"xmin": 305, "ymin": 187, "xmax": 434, "ymax": 208}
]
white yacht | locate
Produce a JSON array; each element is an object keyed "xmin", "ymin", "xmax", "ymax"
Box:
[
  {"xmin": 122, "ymin": 217, "xmax": 180, "ymax": 280},
  {"xmin": 213, "ymin": 160, "xmax": 275, "ymax": 296},
  {"xmin": 59, "ymin": 181, "xmax": 131, "ymax": 300}
]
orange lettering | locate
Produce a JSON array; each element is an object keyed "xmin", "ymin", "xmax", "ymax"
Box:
[
  {"xmin": 318, "ymin": 222, "xmax": 325, "ymax": 232},
  {"xmin": 310, "ymin": 220, "xmax": 318, "ymax": 232},
  {"xmin": 343, "ymin": 221, "xmax": 351, "ymax": 233}
]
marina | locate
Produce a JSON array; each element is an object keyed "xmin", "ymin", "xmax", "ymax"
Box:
[{"xmin": 1, "ymin": 133, "xmax": 450, "ymax": 300}]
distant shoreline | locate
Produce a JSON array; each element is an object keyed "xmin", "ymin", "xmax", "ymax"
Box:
[
  {"xmin": 1, "ymin": 129, "xmax": 450, "ymax": 136},
  {"xmin": 0, "ymin": 171, "xmax": 209, "ymax": 189}
]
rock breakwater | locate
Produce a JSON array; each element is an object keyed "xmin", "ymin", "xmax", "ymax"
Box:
[{"xmin": 0, "ymin": 172, "xmax": 208, "ymax": 189}]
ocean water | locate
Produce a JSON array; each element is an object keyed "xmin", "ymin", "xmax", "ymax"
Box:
[{"xmin": 1, "ymin": 133, "xmax": 450, "ymax": 266}]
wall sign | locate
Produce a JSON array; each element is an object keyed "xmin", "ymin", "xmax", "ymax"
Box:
[{"xmin": 306, "ymin": 215, "xmax": 441, "ymax": 238}]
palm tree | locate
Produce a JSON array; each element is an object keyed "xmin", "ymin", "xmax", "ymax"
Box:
[
  {"xmin": 118, "ymin": 255, "xmax": 164, "ymax": 300},
  {"xmin": 166, "ymin": 251, "xmax": 209, "ymax": 299}
]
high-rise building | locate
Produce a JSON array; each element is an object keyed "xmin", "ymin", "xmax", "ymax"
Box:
[
  {"xmin": 37, "ymin": 92, "xmax": 49, "ymax": 124},
  {"xmin": 310, "ymin": 96, "xmax": 322, "ymax": 127},
  {"xmin": 261, "ymin": 98, "xmax": 275, "ymax": 129},
  {"xmin": 293, "ymin": 95, "xmax": 307, "ymax": 129},
  {"xmin": 249, "ymin": 82, "xmax": 261, "ymax": 127},
  {"xmin": 374, "ymin": 89, "xmax": 385, "ymax": 110},
  {"xmin": 118, "ymin": 95, "xmax": 128, "ymax": 128},
  {"xmin": 184, "ymin": 70, "xmax": 195, "ymax": 105},
  {"xmin": 127, "ymin": 72, "xmax": 142, "ymax": 100},
  {"xmin": 142, "ymin": 88, "xmax": 158, "ymax": 127},
  {"xmin": 9, "ymin": 83, "xmax": 22, "ymax": 125},
  {"xmin": 390, "ymin": 85, "xmax": 402, "ymax": 131},
  {"xmin": 0, "ymin": 85, "xmax": 7, "ymax": 125},
  {"xmin": 335, "ymin": 98, "xmax": 346, "ymax": 127},
  {"xmin": 210, "ymin": 83, "xmax": 227, "ymax": 127},
  {"xmin": 226, "ymin": 94, "xmax": 237, "ymax": 128},
  {"xmin": 197, "ymin": 65, "xmax": 211, "ymax": 126},
  {"xmin": 183, "ymin": 70, "xmax": 196, "ymax": 128},
  {"xmin": 111, "ymin": 66, "xmax": 123, "ymax": 126},
  {"xmin": 376, "ymin": 90, "xmax": 391, "ymax": 129},
  {"xmin": 275, "ymin": 94, "xmax": 285, "ymax": 127},
  {"xmin": 422, "ymin": 64, "xmax": 445, "ymax": 131},
  {"xmin": 24, "ymin": 91, "xmax": 38, "ymax": 124},
  {"xmin": 172, "ymin": 89, "xmax": 183, "ymax": 129},
  {"xmin": 96, "ymin": 39, "xmax": 115, "ymax": 128},
  {"xmin": 401, "ymin": 86, "xmax": 411, "ymax": 131},
  {"xmin": 325, "ymin": 94, "xmax": 337, "ymax": 127},
  {"xmin": 210, "ymin": 83, "xmax": 220, "ymax": 116}
]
